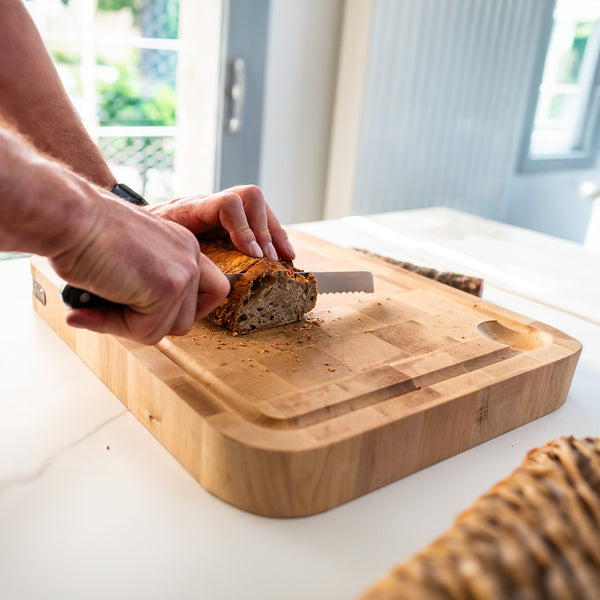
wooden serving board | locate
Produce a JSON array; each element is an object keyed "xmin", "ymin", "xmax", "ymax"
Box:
[{"xmin": 30, "ymin": 230, "xmax": 582, "ymax": 517}]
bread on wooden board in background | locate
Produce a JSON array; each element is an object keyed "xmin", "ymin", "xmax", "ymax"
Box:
[
  {"xmin": 361, "ymin": 436, "xmax": 600, "ymax": 600},
  {"xmin": 201, "ymin": 239, "xmax": 317, "ymax": 333},
  {"xmin": 354, "ymin": 248, "xmax": 483, "ymax": 297}
]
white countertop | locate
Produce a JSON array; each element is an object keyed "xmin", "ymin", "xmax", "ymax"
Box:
[{"xmin": 1, "ymin": 208, "xmax": 599, "ymax": 600}]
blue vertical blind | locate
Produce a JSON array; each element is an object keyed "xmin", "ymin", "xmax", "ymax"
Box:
[{"xmin": 353, "ymin": 0, "xmax": 554, "ymax": 218}]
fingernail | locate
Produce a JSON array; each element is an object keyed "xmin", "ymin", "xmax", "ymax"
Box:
[
  {"xmin": 284, "ymin": 239, "xmax": 296, "ymax": 258},
  {"xmin": 265, "ymin": 242, "xmax": 278, "ymax": 260},
  {"xmin": 250, "ymin": 241, "xmax": 263, "ymax": 257}
]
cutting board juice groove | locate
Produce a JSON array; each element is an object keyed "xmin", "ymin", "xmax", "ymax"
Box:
[{"xmin": 30, "ymin": 231, "xmax": 581, "ymax": 517}]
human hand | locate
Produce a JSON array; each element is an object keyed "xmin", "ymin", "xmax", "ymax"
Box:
[
  {"xmin": 51, "ymin": 188, "xmax": 230, "ymax": 345},
  {"xmin": 148, "ymin": 185, "xmax": 296, "ymax": 261}
]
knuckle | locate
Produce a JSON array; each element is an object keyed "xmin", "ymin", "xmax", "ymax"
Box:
[
  {"xmin": 160, "ymin": 266, "xmax": 194, "ymax": 298},
  {"xmin": 238, "ymin": 224, "xmax": 255, "ymax": 239},
  {"xmin": 163, "ymin": 273, "xmax": 183, "ymax": 296},
  {"xmin": 221, "ymin": 191, "xmax": 242, "ymax": 207},
  {"xmin": 244, "ymin": 184, "xmax": 263, "ymax": 200},
  {"xmin": 254, "ymin": 227, "xmax": 272, "ymax": 242}
]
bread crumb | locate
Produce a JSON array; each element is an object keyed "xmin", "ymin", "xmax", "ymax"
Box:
[
  {"xmin": 106, "ymin": 445, "xmax": 110, "ymax": 451},
  {"xmin": 327, "ymin": 367, "xmax": 336, "ymax": 372}
]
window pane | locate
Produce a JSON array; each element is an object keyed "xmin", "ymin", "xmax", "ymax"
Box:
[
  {"xmin": 96, "ymin": 0, "xmax": 179, "ymax": 40},
  {"xmin": 529, "ymin": 0, "xmax": 600, "ymax": 156},
  {"xmin": 96, "ymin": 48, "xmax": 177, "ymax": 126},
  {"xmin": 100, "ymin": 136, "xmax": 175, "ymax": 202},
  {"xmin": 27, "ymin": 0, "xmax": 180, "ymax": 203}
]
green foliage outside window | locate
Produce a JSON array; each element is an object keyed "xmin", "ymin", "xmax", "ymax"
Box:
[
  {"xmin": 558, "ymin": 22, "xmax": 595, "ymax": 85},
  {"xmin": 97, "ymin": 0, "xmax": 138, "ymax": 11},
  {"xmin": 96, "ymin": 58, "xmax": 176, "ymax": 127},
  {"xmin": 97, "ymin": 0, "xmax": 179, "ymax": 40}
]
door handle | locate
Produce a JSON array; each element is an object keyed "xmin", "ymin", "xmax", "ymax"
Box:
[{"xmin": 226, "ymin": 58, "xmax": 246, "ymax": 134}]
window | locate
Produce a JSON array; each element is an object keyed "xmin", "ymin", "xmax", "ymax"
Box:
[
  {"xmin": 520, "ymin": 0, "xmax": 600, "ymax": 171},
  {"xmin": 26, "ymin": 0, "xmax": 180, "ymax": 202}
]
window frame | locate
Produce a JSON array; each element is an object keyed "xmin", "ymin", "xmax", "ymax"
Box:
[{"xmin": 519, "ymin": 0, "xmax": 600, "ymax": 173}]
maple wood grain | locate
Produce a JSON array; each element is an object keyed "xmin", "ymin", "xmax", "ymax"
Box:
[{"xmin": 30, "ymin": 230, "xmax": 581, "ymax": 517}]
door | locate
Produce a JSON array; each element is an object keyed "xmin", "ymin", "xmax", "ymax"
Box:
[
  {"xmin": 217, "ymin": 0, "xmax": 270, "ymax": 191},
  {"xmin": 175, "ymin": 0, "xmax": 269, "ymax": 196}
]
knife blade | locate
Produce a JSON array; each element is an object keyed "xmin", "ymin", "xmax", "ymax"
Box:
[
  {"xmin": 61, "ymin": 271, "xmax": 374, "ymax": 309},
  {"xmin": 224, "ymin": 272, "xmax": 373, "ymax": 294}
]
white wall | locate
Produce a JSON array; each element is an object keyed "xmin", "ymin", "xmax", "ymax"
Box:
[{"xmin": 258, "ymin": 0, "xmax": 343, "ymax": 225}]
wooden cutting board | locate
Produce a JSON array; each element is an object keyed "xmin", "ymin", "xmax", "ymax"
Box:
[{"xmin": 30, "ymin": 230, "xmax": 581, "ymax": 517}]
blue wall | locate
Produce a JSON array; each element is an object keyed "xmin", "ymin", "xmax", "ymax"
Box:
[{"xmin": 503, "ymin": 167, "xmax": 597, "ymax": 243}]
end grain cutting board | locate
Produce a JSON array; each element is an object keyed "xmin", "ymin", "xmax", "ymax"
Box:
[{"xmin": 30, "ymin": 230, "xmax": 582, "ymax": 517}]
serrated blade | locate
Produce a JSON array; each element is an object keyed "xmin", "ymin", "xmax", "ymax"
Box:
[
  {"xmin": 224, "ymin": 271, "xmax": 374, "ymax": 294},
  {"xmin": 311, "ymin": 271, "xmax": 374, "ymax": 294}
]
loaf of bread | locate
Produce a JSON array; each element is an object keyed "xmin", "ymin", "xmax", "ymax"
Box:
[
  {"xmin": 362, "ymin": 436, "xmax": 600, "ymax": 600},
  {"xmin": 201, "ymin": 239, "xmax": 317, "ymax": 333},
  {"xmin": 353, "ymin": 248, "xmax": 483, "ymax": 297}
]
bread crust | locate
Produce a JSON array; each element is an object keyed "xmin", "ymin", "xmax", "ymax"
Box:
[
  {"xmin": 353, "ymin": 248, "xmax": 483, "ymax": 297},
  {"xmin": 361, "ymin": 436, "xmax": 600, "ymax": 600},
  {"xmin": 201, "ymin": 239, "xmax": 317, "ymax": 333}
]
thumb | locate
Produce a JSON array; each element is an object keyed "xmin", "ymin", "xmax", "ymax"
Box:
[{"xmin": 195, "ymin": 254, "xmax": 230, "ymax": 318}]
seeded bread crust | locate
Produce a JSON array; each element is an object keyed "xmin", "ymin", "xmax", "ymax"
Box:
[{"xmin": 201, "ymin": 239, "xmax": 317, "ymax": 333}]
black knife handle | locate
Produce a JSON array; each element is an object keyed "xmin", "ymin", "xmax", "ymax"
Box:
[{"xmin": 61, "ymin": 284, "xmax": 120, "ymax": 310}]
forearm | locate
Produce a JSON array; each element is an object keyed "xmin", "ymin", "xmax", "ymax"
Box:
[
  {"xmin": 0, "ymin": 127, "xmax": 96, "ymax": 258},
  {"xmin": 0, "ymin": 125, "xmax": 229, "ymax": 344},
  {"xmin": 0, "ymin": 0, "xmax": 115, "ymax": 188}
]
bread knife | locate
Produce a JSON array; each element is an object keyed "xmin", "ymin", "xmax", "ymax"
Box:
[{"xmin": 61, "ymin": 271, "xmax": 374, "ymax": 309}]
